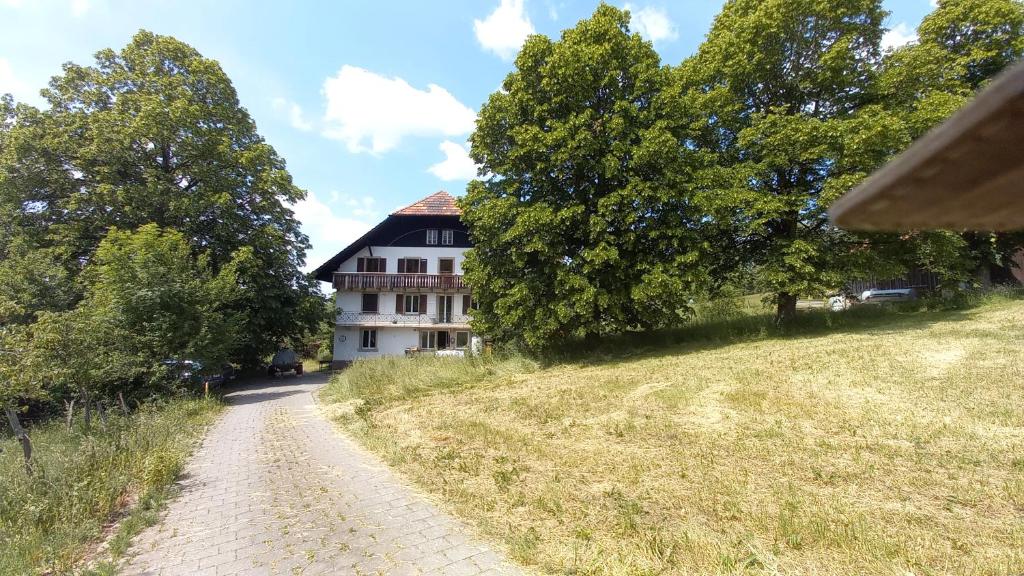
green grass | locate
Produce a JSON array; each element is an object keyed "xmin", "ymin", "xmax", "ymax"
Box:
[
  {"xmin": 0, "ymin": 396, "xmax": 222, "ymax": 575},
  {"xmin": 323, "ymin": 291, "xmax": 1024, "ymax": 575}
]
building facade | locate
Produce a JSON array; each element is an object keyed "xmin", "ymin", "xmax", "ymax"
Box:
[{"xmin": 313, "ymin": 191, "xmax": 475, "ymax": 367}]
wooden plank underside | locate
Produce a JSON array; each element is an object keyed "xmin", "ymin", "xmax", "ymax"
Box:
[{"xmin": 829, "ymin": 61, "xmax": 1024, "ymax": 231}]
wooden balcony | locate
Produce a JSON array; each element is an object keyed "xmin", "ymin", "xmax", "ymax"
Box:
[
  {"xmin": 333, "ymin": 273, "xmax": 469, "ymax": 292},
  {"xmin": 336, "ymin": 311, "xmax": 472, "ymax": 327}
]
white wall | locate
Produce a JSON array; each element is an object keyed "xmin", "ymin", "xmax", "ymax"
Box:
[
  {"xmin": 333, "ymin": 326, "xmax": 474, "ymax": 362},
  {"xmin": 336, "ymin": 245, "xmax": 469, "ymax": 275}
]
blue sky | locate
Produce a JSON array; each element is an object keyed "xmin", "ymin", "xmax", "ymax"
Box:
[{"xmin": 0, "ymin": 0, "xmax": 934, "ymax": 271}]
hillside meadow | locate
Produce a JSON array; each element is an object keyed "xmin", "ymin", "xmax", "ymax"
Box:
[{"xmin": 323, "ymin": 295, "xmax": 1024, "ymax": 575}]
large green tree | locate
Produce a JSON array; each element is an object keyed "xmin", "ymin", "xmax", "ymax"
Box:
[
  {"xmin": 680, "ymin": 0, "xmax": 918, "ymax": 323},
  {"xmin": 881, "ymin": 0, "xmax": 1024, "ymax": 285},
  {"xmin": 462, "ymin": 5, "xmax": 702, "ymax": 348},
  {"xmin": 0, "ymin": 31, "xmax": 319, "ymax": 364}
]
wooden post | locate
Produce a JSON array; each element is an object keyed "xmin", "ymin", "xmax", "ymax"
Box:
[
  {"xmin": 65, "ymin": 399, "xmax": 75, "ymax": 431},
  {"xmin": 204, "ymin": 381, "xmax": 209, "ymax": 398},
  {"xmin": 4, "ymin": 406, "xmax": 33, "ymax": 476}
]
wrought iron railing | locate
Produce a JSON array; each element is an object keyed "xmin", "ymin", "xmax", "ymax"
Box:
[
  {"xmin": 333, "ymin": 273, "xmax": 469, "ymax": 291},
  {"xmin": 336, "ymin": 312, "xmax": 472, "ymax": 326}
]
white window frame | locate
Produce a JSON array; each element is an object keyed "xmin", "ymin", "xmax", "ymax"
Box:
[
  {"xmin": 438, "ymin": 257, "xmax": 454, "ymax": 275},
  {"xmin": 426, "ymin": 229, "xmax": 438, "ymax": 245},
  {"xmin": 419, "ymin": 331, "xmax": 436, "ymax": 349},
  {"xmin": 441, "ymin": 229, "xmax": 454, "ymax": 245},
  {"xmin": 360, "ymin": 329, "xmax": 377, "ymax": 350},
  {"xmin": 403, "ymin": 294, "xmax": 420, "ymax": 314}
]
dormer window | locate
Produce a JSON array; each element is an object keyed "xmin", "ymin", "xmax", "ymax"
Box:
[
  {"xmin": 426, "ymin": 229, "xmax": 438, "ymax": 245},
  {"xmin": 441, "ymin": 229, "xmax": 454, "ymax": 245}
]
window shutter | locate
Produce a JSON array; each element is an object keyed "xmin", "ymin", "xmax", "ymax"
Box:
[
  {"xmin": 421, "ymin": 259, "xmax": 427, "ymax": 273},
  {"xmin": 463, "ymin": 295, "xmax": 471, "ymax": 314},
  {"xmin": 357, "ymin": 258, "xmax": 365, "ymax": 272},
  {"xmin": 419, "ymin": 295, "xmax": 427, "ymax": 314},
  {"xmin": 397, "ymin": 258, "xmax": 405, "ymax": 273},
  {"xmin": 396, "ymin": 294, "xmax": 404, "ymax": 314},
  {"xmin": 380, "ymin": 258, "xmax": 386, "ymax": 273}
]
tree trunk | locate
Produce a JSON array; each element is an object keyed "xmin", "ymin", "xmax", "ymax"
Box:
[
  {"xmin": 4, "ymin": 406, "xmax": 33, "ymax": 476},
  {"xmin": 97, "ymin": 402, "xmax": 108, "ymax": 428},
  {"xmin": 83, "ymin": 391, "xmax": 91, "ymax": 429},
  {"xmin": 65, "ymin": 399, "xmax": 75, "ymax": 431},
  {"xmin": 775, "ymin": 292, "xmax": 798, "ymax": 326},
  {"xmin": 118, "ymin": 393, "xmax": 129, "ymax": 416}
]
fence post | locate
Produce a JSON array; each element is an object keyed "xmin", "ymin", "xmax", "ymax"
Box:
[{"xmin": 4, "ymin": 406, "xmax": 33, "ymax": 476}]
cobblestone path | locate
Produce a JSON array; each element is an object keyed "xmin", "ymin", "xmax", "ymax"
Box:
[{"xmin": 120, "ymin": 374, "xmax": 524, "ymax": 576}]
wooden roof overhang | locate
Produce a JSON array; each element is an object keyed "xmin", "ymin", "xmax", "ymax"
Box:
[{"xmin": 829, "ymin": 61, "xmax": 1024, "ymax": 231}]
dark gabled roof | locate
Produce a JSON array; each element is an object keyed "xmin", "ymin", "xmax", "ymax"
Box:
[
  {"xmin": 830, "ymin": 61, "xmax": 1024, "ymax": 231},
  {"xmin": 310, "ymin": 192, "xmax": 467, "ymax": 283},
  {"xmin": 392, "ymin": 191, "xmax": 461, "ymax": 216}
]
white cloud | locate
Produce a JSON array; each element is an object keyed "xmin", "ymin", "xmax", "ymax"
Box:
[
  {"xmin": 625, "ymin": 4, "xmax": 678, "ymax": 44},
  {"xmin": 474, "ymin": 0, "xmax": 535, "ymax": 60},
  {"xmin": 428, "ymin": 140, "xmax": 479, "ymax": 181},
  {"xmin": 272, "ymin": 97, "xmax": 313, "ymax": 131},
  {"xmin": 292, "ymin": 190, "xmax": 375, "ymax": 273},
  {"xmin": 321, "ymin": 65, "xmax": 476, "ymax": 154},
  {"xmin": 882, "ymin": 22, "xmax": 918, "ymax": 50},
  {"xmin": 0, "ymin": 58, "xmax": 30, "ymax": 101},
  {"xmin": 70, "ymin": 0, "xmax": 89, "ymax": 17}
]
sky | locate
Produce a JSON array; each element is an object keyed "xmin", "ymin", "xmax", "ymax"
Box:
[{"xmin": 0, "ymin": 0, "xmax": 936, "ymax": 272}]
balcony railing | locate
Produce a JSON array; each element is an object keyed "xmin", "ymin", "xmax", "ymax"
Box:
[
  {"xmin": 333, "ymin": 273, "xmax": 469, "ymax": 292},
  {"xmin": 336, "ymin": 312, "xmax": 472, "ymax": 327}
]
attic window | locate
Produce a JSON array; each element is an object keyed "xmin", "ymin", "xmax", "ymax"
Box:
[
  {"xmin": 441, "ymin": 229, "xmax": 454, "ymax": 245},
  {"xmin": 426, "ymin": 229, "xmax": 438, "ymax": 245}
]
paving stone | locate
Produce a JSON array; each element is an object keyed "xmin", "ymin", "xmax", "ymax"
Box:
[{"xmin": 119, "ymin": 374, "xmax": 524, "ymax": 576}]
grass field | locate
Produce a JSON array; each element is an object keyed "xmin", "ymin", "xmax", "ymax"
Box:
[
  {"xmin": 323, "ymin": 295, "xmax": 1024, "ymax": 575},
  {"xmin": 0, "ymin": 396, "xmax": 222, "ymax": 575}
]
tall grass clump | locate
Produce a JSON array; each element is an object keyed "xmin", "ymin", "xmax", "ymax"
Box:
[{"xmin": 0, "ymin": 396, "xmax": 221, "ymax": 575}]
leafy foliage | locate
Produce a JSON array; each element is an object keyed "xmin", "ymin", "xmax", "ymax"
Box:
[
  {"xmin": 0, "ymin": 30, "xmax": 320, "ymax": 374},
  {"xmin": 17, "ymin": 225, "xmax": 239, "ymax": 402},
  {"xmin": 462, "ymin": 5, "xmax": 702, "ymax": 348}
]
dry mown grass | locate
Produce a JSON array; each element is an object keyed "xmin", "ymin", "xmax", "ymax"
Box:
[{"xmin": 324, "ymin": 298, "xmax": 1024, "ymax": 575}]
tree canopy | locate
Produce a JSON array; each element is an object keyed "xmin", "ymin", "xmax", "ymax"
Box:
[
  {"xmin": 462, "ymin": 5, "xmax": 702, "ymax": 348},
  {"xmin": 1, "ymin": 31, "xmax": 322, "ymax": 406}
]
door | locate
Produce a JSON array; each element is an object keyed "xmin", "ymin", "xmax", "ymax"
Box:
[
  {"xmin": 436, "ymin": 330, "xmax": 450, "ymax": 350},
  {"xmin": 437, "ymin": 295, "xmax": 453, "ymax": 323}
]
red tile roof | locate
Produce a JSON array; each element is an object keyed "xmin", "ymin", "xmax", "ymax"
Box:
[{"xmin": 391, "ymin": 191, "xmax": 461, "ymax": 216}]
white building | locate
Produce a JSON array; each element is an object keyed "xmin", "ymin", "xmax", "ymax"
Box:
[{"xmin": 312, "ymin": 191, "xmax": 476, "ymax": 367}]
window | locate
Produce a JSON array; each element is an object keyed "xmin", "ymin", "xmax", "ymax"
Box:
[
  {"xmin": 361, "ymin": 293, "xmax": 379, "ymax": 313},
  {"xmin": 357, "ymin": 257, "xmax": 386, "ymax": 273},
  {"xmin": 441, "ymin": 229, "xmax": 454, "ymax": 245},
  {"xmin": 360, "ymin": 329, "xmax": 377, "ymax": 350},
  {"xmin": 398, "ymin": 257, "xmax": 428, "ymax": 274},
  {"xmin": 426, "ymin": 229, "xmax": 438, "ymax": 245},
  {"xmin": 397, "ymin": 294, "xmax": 427, "ymax": 314},
  {"xmin": 455, "ymin": 331, "xmax": 469, "ymax": 349},
  {"xmin": 404, "ymin": 294, "xmax": 419, "ymax": 314},
  {"xmin": 419, "ymin": 331, "xmax": 436, "ymax": 349},
  {"xmin": 439, "ymin": 258, "xmax": 454, "ymax": 275}
]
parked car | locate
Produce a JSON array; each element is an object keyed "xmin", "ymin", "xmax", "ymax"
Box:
[
  {"xmin": 161, "ymin": 359, "xmax": 235, "ymax": 391},
  {"xmin": 268, "ymin": 347, "xmax": 303, "ymax": 377},
  {"xmin": 860, "ymin": 287, "xmax": 918, "ymax": 304}
]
